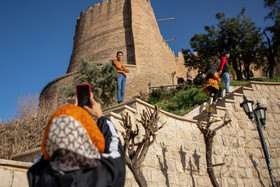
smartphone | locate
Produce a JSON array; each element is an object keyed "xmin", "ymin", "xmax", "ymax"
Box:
[{"xmin": 76, "ymin": 84, "xmax": 92, "ymax": 107}]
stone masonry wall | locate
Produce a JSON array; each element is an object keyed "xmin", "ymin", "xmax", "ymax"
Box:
[
  {"xmin": 116, "ymin": 82, "xmax": 280, "ymax": 186},
  {"xmin": 1, "ymin": 82, "xmax": 280, "ymax": 186}
]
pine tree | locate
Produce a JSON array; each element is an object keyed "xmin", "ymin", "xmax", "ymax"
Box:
[{"xmin": 62, "ymin": 57, "xmax": 118, "ymax": 107}]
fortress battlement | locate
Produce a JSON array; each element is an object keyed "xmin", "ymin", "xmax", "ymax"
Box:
[{"xmin": 77, "ymin": 0, "xmax": 152, "ymax": 21}]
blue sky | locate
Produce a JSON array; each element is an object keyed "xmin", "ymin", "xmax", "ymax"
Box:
[{"xmin": 0, "ymin": 0, "xmax": 273, "ymax": 120}]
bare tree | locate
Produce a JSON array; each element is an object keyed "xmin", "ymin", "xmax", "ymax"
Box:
[
  {"xmin": 120, "ymin": 105, "xmax": 165, "ymax": 187},
  {"xmin": 14, "ymin": 93, "xmax": 39, "ymax": 120},
  {"xmin": 196, "ymin": 105, "xmax": 231, "ymax": 187}
]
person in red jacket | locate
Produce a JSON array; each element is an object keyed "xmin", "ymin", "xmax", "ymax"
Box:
[
  {"xmin": 112, "ymin": 51, "xmax": 130, "ymax": 103},
  {"xmin": 219, "ymin": 51, "xmax": 230, "ymax": 94},
  {"xmin": 27, "ymin": 93, "xmax": 125, "ymax": 187}
]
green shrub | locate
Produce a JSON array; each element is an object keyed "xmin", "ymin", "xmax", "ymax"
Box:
[
  {"xmin": 145, "ymin": 77, "xmax": 280, "ymax": 116},
  {"xmin": 147, "ymin": 87, "xmax": 209, "ymax": 116},
  {"xmin": 61, "ymin": 57, "xmax": 118, "ymax": 107},
  {"xmin": 228, "ymin": 65, "xmax": 236, "ymax": 79}
]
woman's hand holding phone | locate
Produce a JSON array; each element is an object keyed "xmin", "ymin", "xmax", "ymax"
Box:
[{"xmin": 83, "ymin": 93, "xmax": 104, "ymax": 120}]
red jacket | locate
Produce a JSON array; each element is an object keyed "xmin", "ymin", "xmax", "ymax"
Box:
[{"xmin": 219, "ymin": 56, "xmax": 229, "ymax": 73}]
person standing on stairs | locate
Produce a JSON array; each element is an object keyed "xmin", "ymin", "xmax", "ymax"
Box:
[
  {"xmin": 219, "ymin": 51, "xmax": 230, "ymax": 95},
  {"xmin": 112, "ymin": 51, "xmax": 130, "ymax": 104},
  {"xmin": 203, "ymin": 65, "xmax": 223, "ymax": 105}
]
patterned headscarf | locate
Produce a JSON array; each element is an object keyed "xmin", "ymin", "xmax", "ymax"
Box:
[{"xmin": 41, "ymin": 104, "xmax": 105, "ymax": 173}]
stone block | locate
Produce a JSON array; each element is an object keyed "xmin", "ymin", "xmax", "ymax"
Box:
[
  {"xmin": 237, "ymin": 147, "xmax": 247, "ymax": 157},
  {"xmin": 151, "ymin": 169, "xmax": 162, "ymax": 183},
  {"xmin": 197, "ymin": 144, "xmax": 206, "ymax": 154},
  {"xmin": 221, "ymin": 177, "xmax": 229, "ymax": 187},
  {"xmin": 238, "ymin": 120, "xmax": 248, "ymax": 129},
  {"xmin": 237, "ymin": 168, "xmax": 247, "ymax": 178},
  {"xmin": 214, "ymin": 135, "xmax": 223, "ymax": 145},
  {"xmin": 245, "ymin": 168, "xmax": 254, "ymax": 178},
  {"xmin": 255, "ymin": 84, "xmax": 262, "ymax": 91},
  {"xmin": 237, "ymin": 157, "xmax": 247, "ymax": 168},
  {"xmin": 214, "ymin": 155, "xmax": 224, "ymax": 166},
  {"xmin": 237, "ymin": 128, "xmax": 245, "ymax": 137},
  {"xmin": 0, "ymin": 169, "xmax": 12, "ymax": 187},
  {"xmin": 236, "ymin": 178, "xmax": 245, "ymax": 187},
  {"xmin": 261, "ymin": 85, "xmax": 269, "ymax": 92},
  {"xmin": 175, "ymin": 160, "xmax": 184, "ymax": 173},
  {"xmin": 237, "ymin": 138, "xmax": 245, "ymax": 147},
  {"xmin": 196, "ymin": 176, "xmax": 206, "ymax": 187},
  {"xmin": 228, "ymin": 177, "xmax": 237, "ymax": 187},
  {"xmin": 178, "ymin": 131, "xmax": 192, "ymax": 141},
  {"xmin": 222, "ymin": 136, "xmax": 231, "ymax": 147},
  {"xmin": 213, "ymin": 146, "xmax": 223, "ymax": 155},
  {"xmin": 12, "ymin": 171, "xmax": 29, "ymax": 187},
  {"xmin": 268, "ymin": 85, "xmax": 276, "ymax": 92},
  {"xmin": 167, "ymin": 159, "xmax": 176, "ymax": 172}
]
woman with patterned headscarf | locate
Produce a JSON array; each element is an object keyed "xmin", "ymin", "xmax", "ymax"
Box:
[{"xmin": 27, "ymin": 93, "xmax": 125, "ymax": 187}]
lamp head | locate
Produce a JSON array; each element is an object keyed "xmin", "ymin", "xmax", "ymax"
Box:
[
  {"xmin": 255, "ymin": 102, "xmax": 267, "ymax": 126},
  {"xmin": 240, "ymin": 95, "xmax": 254, "ymax": 119}
]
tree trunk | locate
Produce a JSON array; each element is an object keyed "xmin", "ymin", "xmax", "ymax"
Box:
[
  {"xmin": 264, "ymin": 31, "xmax": 276, "ymax": 78},
  {"xmin": 232, "ymin": 57, "xmax": 243, "ymax": 80},
  {"xmin": 245, "ymin": 64, "xmax": 251, "ymax": 80},
  {"xmin": 205, "ymin": 135, "xmax": 220, "ymax": 187},
  {"xmin": 128, "ymin": 164, "xmax": 147, "ymax": 187},
  {"xmin": 268, "ymin": 57, "xmax": 276, "ymax": 78}
]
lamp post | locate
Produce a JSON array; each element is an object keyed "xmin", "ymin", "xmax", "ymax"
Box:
[{"xmin": 240, "ymin": 95, "xmax": 276, "ymax": 187}]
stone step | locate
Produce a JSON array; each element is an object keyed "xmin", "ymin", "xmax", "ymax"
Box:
[
  {"xmin": 104, "ymin": 111, "xmax": 122, "ymax": 120},
  {"xmin": 11, "ymin": 148, "xmax": 41, "ymax": 163},
  {"xmin": 216, "ymin": 98, "xmax": 235, "ymax": 105},
  {"xmin": 234, "ymin": 85, "xmax": 253, "ymax": 94},
  {"xmin": 103, "ymin": 102, "xmax": 137, "ymax": 115},
  {"xmin": 193, "ymin": 104, "xmax": 227, "ymax": 121},
  {"xmin": 193, "ymin": 111, "xmax": 218, "ymax": 121}
]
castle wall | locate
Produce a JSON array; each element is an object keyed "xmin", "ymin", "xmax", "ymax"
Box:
[
  {"xmin": 38, "ymin": 0, "xmax": 188, "ymax": 116},
  {"xmin": 67, "ymin": 0, "xmax": 134, "ymax": 73},
  {"xmin": 37, "ymin": 73, "xmax": 76, "ymax": 116},
  {"xmin": 131, "ymin": 0, "xmax": 177, "ymax": 84},
  {"xmin": 122, "ymin": 0, "xmax": 188, "ymax": 97}
]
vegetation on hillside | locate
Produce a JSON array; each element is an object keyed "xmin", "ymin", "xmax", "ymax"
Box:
[{"xmin": 145, "ymin": 84, "xmax": 208, "ymax": 116}]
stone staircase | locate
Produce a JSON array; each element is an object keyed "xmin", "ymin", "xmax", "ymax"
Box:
[{"xmin": 191, "ymin": 83, "xmax": 254, "ymax": 122}]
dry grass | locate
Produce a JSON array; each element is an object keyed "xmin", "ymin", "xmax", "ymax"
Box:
[
  {"xmin": 0, "ymin": 115, "xmax": 49, "ymax": 159},
  {"xmin": 0, "ymin": 93, "xmax": 50, "ymax": 159},
  {"xmin": 14, "ymin": 93, "xmax": 39, "ymax": 120}
]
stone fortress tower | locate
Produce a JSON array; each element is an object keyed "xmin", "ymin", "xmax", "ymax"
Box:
[{"xmin": 38, "ymin": 0, "xmax": 187, "ymax": 116}]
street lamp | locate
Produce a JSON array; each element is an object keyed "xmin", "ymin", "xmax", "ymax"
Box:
[{"xmin": 240, "ymin": 95, "xmax": 276, "ymax": 187}]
